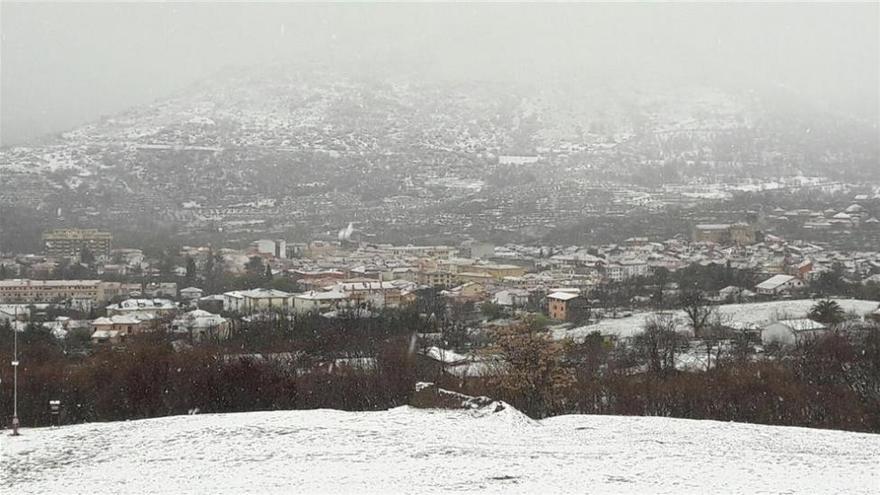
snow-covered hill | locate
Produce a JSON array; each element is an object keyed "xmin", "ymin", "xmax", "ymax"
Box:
[
  {"xmin": 557, "ymin": 298, "xmax": 880, "ymax": 341},
  {"xmin": 4, "ymin": 405, "xmax": 878, "ymax": 494}
]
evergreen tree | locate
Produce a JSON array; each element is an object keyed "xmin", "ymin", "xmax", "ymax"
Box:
[
  {"xmin": 185, "ymin": 256, "xmax": 197, "ymax": 280},
  {"xmin": 809, "ymin": 299, "xmax": 846, "ymax": 325},
  {"xmin": 245, "ymin": 256, "xmax": 264, "ymax": 275}
]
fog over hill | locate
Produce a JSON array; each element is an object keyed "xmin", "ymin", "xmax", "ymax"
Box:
[
  {"xmin": 2, "ymin": 3, "xmax": 877, "ymax": 146},
  {"xmin": 0, "ymin": 59, "xmax": 877, "ymax": 253},
  {"xmin": 0, "ymin": 3, "xmax": 878, "ymax": 252}
]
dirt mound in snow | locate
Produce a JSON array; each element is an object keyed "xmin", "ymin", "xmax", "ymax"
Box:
[{"xmin": 411, "ymin": 382, "xmax": 538, "ymax": 426}]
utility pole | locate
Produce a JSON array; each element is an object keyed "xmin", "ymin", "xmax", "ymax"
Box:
[{"xmin": 11, "ymin": 305, "xmax": 20, "ymax": 436}]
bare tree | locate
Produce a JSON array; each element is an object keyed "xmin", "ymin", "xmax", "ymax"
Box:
[
  {"xmin": 680, "ymin": 290, "xmax": 716, "ymax": 339},
  {"xmin": 633, "ymin": 313, "xmax": 688, "ymax": 375},
  {"xmin": 701, "ymin": 312, "xmax": 734, "ymax": 371}
]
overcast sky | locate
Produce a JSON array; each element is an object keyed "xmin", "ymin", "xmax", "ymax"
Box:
[{"xmin": 2, "ymin": 2, "xmax": 878, "ymax": 145}]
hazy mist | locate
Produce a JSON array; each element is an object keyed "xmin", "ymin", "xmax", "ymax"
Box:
[{"xmin": 2, "ymin": 2, "xmax": 878, "ymax": 146}]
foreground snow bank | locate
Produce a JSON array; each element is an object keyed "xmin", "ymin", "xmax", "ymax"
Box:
[{"xmin": 3, "ymin": 407, "xmax": 879, "ymax": 494}]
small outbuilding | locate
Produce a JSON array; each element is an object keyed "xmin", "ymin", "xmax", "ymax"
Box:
[{"xmin": 761, "ymin": 318, "xmax": 827, "ymax": 347}]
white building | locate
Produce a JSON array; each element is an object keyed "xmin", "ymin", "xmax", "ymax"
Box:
[
  {"xmin": 252, "ymin": 239, "xmax": 276, "ymax": 256},
  {"xmin": 755, "ymin": 275, "xmax": 805, "ymax": 296},
  {"xmin": 105, "ymin": 298, "xmax": 178, "ymax": 317},
  {"xmin": 761, "ymin": 319, "xmax": 827, "ymax": 346},
  {"xmin": 180, "ymin": 287, "xmax": 204, "ymax": 301},
  {"xmin": 328, "ymin": 280, "xmax": 416, "ymax": 309},
  {"xmin": 252, "ymin": 239, "xmax": 288, "ymax": 259},
  {"xmin": 90, "ymin": 313, "xmax": 160, "ymax": 343},
  {"xmin": 293, "ymin": 290, "xmax": 349, "ymax": 314},
  {"xmin": 605, "ymin": 260, "xmax": 649, "ymax": 282},
  {"xmin": 222, "ymin": 289, "xmax": 293, "ymax": 314},
  {"xmin": 491, "ymin": 289, "xmax": 530, "ymax": 308},
  {"xmin": 170, "ymin": 309, "xmax": 230, "ymax": 341}
]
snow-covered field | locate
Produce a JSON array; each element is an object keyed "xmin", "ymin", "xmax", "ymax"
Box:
[
  {"xmin": 556, "ymin": 298, "xmax": 880, "ymax": 340},
  {"xmin": 3, "ymin": 406, "xmax": 879, "ymax": 494}
]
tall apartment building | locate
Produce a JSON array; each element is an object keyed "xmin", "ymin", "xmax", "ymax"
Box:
[
  {"xmin": 0, "ymin": 279, "xmax": 140, "ymax": 309},
  {"xmin": 0, "ymin": 279, "xmax": 104, "ymax": 304},
  {"xmin": 251, "ymin": 239, "xmax": 288, "ymax": 259},
  {"xmin": 42, "ymin": 229, "xmax": 112, "ymax": 258}
]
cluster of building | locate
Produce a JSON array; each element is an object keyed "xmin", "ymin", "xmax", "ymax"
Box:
[
  {"xmin": 3, "ymin": 215, "xmax": 880, "ymax": 348},
  {"xmin": 767, "ymin": 203, "xmax": 880, "ymax": 232},
  {"xmin": 1, "ymin": 293, "xmax": 230, "ymax": 346},
  {"xmin": 0, "ymin": 278, "xmax": 180, "ymax": 310}
]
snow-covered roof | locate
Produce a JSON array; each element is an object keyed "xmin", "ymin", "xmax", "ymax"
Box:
[
  {"xmin": 492, "ymin": 289, "xmax": 530, "ymax": 306},
  {"xmin": 91, "ymin": 329, "xmax": 120, "ymax": 339},
  {"xmin": 94, "ymin": 314, "xmax": 154, "ymax": 326},
  {"xmin": 108, "ymin": 298, "xmax": 176, "ymax": 310},
  {"xmin": 547, "ymin": 291, "xmax": 579, "ymax": 301},
  {"xmin": 423, "ymin": 346, "xmax": 470, "ymax": 364},
  {"xmin": 295, "ymin": 290, "xmax": 347, "ymax": 301},
  {"xmin": 172, "ymin": 309, "xmax": 227, "ymax": 330},
  {"xmin": 110, "ymin": 315, "xmax": 144, "ymax": 325},
  {"xmin": 768, "ymin": 318, "xmax": 827, "ymax": 332},
  {"xmin": 239, "ymin": 288, "xmax": 292, "ymax": 299},
  {"xmin": 756, "ymin": 274, "xmax": 796, "ymax": 290},
  {"xmin": 186, "ymin": 309, "xmax": 216, "ymax": 318}
]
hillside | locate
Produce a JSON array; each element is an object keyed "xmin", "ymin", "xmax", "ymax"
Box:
[
  {"xmin": 4, "ymin": 404, "xmax": 879, "ymax": 494},
  {"xmin": 557, "ymin": 298, "xmax": 880, "ymax": 340},
  {"xmin": 1, "ymin": 66, "xmax": 876, "ymax": 250}
]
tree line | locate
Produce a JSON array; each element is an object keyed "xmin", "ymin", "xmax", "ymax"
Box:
[
  {"xmin": 466, "ymin": 317, "xmax": 880, "ymax": 432},
  {"xmin": 2, "ymin": 298, "xmax": 879, "ymax": 433}
]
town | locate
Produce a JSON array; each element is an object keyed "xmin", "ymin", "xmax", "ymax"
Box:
[
  {"xmin": 0, "ymin": 195, "xmax": 880, "ymax": 344},
  {"xmin": 3, "ymin": 3, "xmax": 880, "ymax": 493},
  {"xmin": 3, "ymin": 201, "xmax": 880, "ymax": 431},
  {"xmin": 4, "ymin": 213, "xmax": 880, "ymax": 345}
]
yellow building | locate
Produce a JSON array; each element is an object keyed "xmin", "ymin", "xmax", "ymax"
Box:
[
  {"xmin": 417, "ymin": 270, "xmax": 455, "ymax": 287},
  {"xmin": 440, "ymin": 259, "xmax": 527, "ymax": 280},
  {"xmin": 455, "ymin": 272, "xmax": 494, "ymax": 285},
  {"xmin": 693, "ymin": 223, "xmax": 756, "ymax": 245},
  {"xmin": 0, "ymin": 279, "xmax": 105, "ymax": 304},
  {"xmin": 42, "ymin": 229, "xmax": 112, "ymax": 258},
  {"xmin": 479, "ymin": 264, "xmax": 527, "ymax": 280}
]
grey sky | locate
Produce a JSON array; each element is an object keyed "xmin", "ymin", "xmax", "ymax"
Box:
[{"xmin": 2, "ymin": 2, "xmax": 878, "ymax": 145}]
